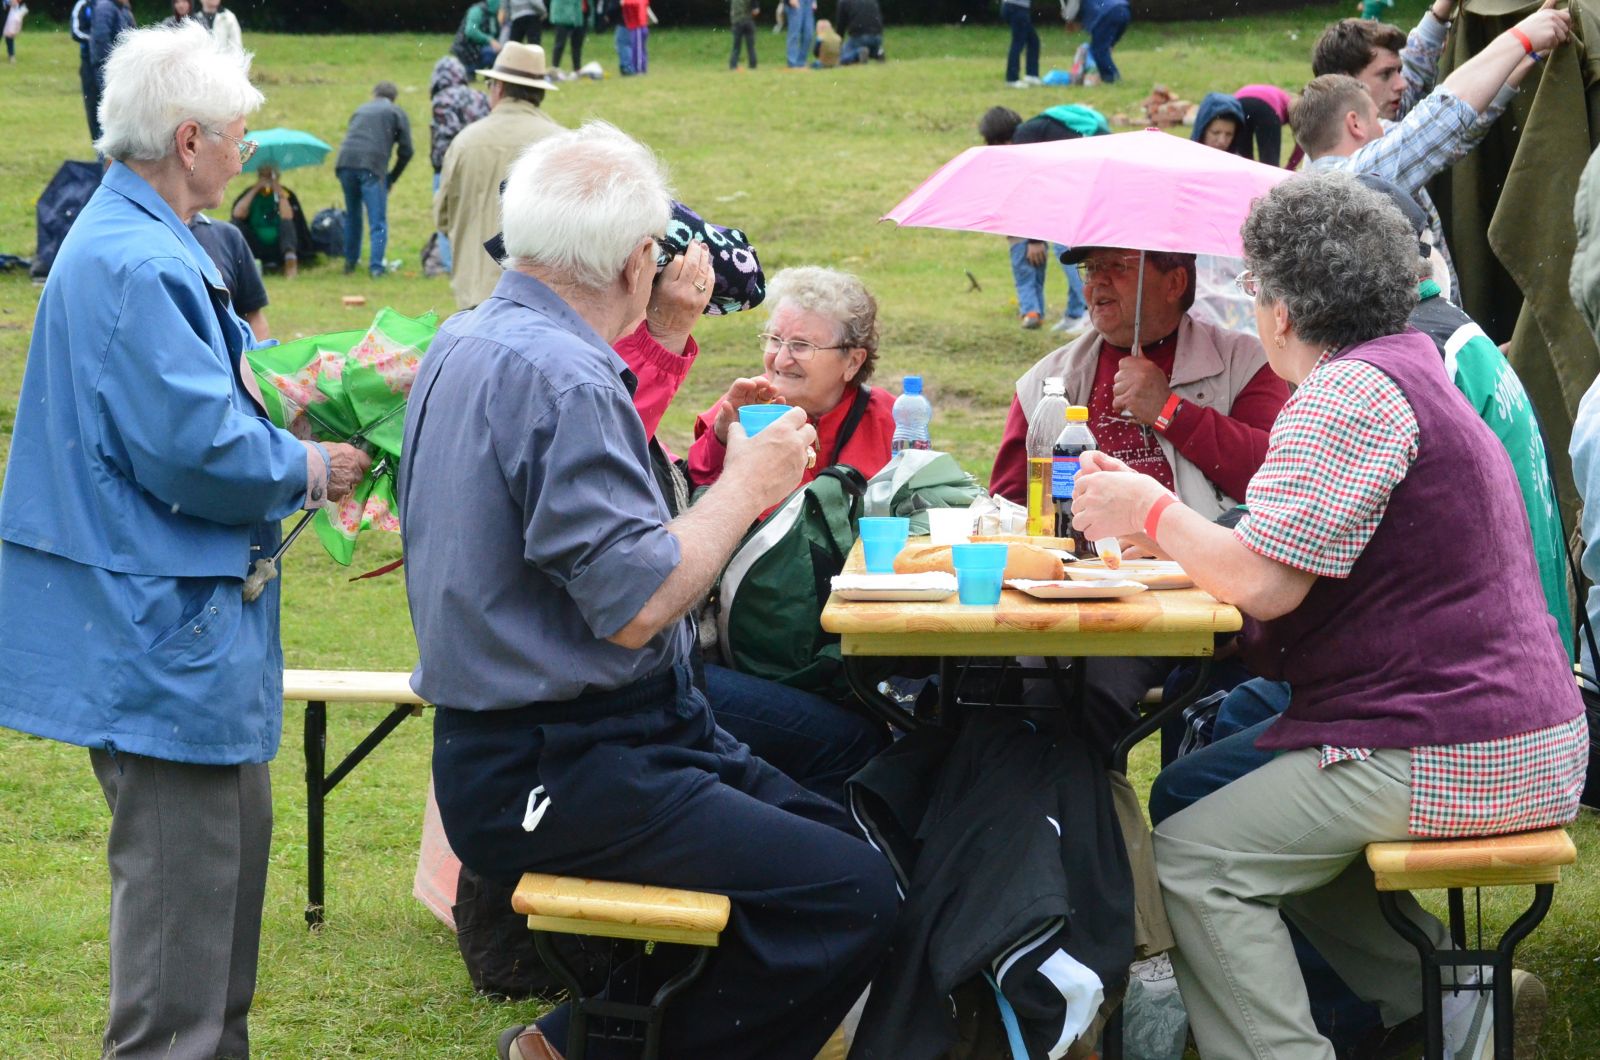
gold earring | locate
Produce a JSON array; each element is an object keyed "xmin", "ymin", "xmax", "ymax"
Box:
[{"xmin": 1275, "ymin": 335, "xmax": 1285, "ymax": 349}]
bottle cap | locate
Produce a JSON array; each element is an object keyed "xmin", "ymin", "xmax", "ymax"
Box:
[
  {"xmin": 902, "ymin": 375, "xmax": 923, "ymax": 395},
  {"xmin": 1066, "ymin": 405, "xmax": 1088, "ymax": 422}
]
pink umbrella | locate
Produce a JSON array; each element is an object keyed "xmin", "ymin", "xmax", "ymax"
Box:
[{"xmin": 882, "ymin": 128, "xmax": 1293, "ymax": 259}]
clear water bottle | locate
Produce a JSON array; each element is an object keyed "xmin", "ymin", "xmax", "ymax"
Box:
[
  {"xmin": 1051, "ymin": 405, "xmax": 1098, "ymax": 553},
  {"xmin": 1026, "ymin": 377, "xmax": 1068, "ymax": 537},
  {"xmin": 891, "ymin": 375, "xmax": 932, "ymax": 454}
]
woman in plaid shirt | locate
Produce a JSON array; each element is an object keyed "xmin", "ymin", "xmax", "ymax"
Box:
[{"xmin": 1071, "ymin": 172, "xmax": 1586, "ymax": 1060}]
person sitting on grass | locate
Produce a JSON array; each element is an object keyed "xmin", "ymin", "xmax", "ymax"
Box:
[
  {"xmin": 230, "ymin": 164, "xmax": 310, "ymax": 277},
  {"xmin": 1071, "ymin": 171, "xmax": 1585, "ymax": 1060},
  {"xmin": 835, "ymin": 0, "xmax": 883, "ymax": 64},
  {"xmin": 688, "ymin": 266, "xmax": 896, "ymax": 493}
]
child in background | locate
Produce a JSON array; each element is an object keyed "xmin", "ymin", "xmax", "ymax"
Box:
[
  {"xmin": 3, "ymin": 0, "xmax": 25, "ymax": 63},
  {"xmin": 618, "ymin": 0, "xmax": 648, "ymax": 74},
  {"xmin": 978, "ymin": 106, "xmax": 1089, "ymax": 334},
  {"xmin": 1190, "ymin": 92, "xmax": 1245, "ymax": 152},
  {"xmin": 730, "ymin": 0, "xmax": 759, "ymax": 69}
]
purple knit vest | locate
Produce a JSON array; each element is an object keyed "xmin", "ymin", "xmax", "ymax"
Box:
[{"xmin": 1249, "ymin": 330, "xmax": 1581, "ymax": 751}]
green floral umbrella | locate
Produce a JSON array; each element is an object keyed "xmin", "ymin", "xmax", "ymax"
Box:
[{"xmin": 246, "ymin": 308, "xmax": 439, "ymax": 572}]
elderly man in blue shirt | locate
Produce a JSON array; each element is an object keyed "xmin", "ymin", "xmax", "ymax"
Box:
[
  {"xmin": 400, "ymin": 120, "xmax": 898, "ymax": 1060},
  {"xmin": 0, "ymin": 24, "xmax": 369, "ymax": 1059}
]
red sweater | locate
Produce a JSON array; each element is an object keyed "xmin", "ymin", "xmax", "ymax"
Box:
[
  {"xmin": 613, "ymin": 320, "xmax": 698, "ymax": 452},
  {"xmin": 688, "ymin": 384, "xmax": 897, "ymax": 490},
  {"xmin": 989, "ymin": 340, "xmax": 1287, "ymax": 506}
]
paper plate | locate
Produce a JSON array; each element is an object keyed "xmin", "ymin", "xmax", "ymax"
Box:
[
  {"xmin": 831, "ymin": 573, "xmax": 959, "ymax": 602},
  {"xmin": 1007, "ymin": 579, "xmax": 1149, "ymax": 600},
  {"xmin": 1064, "ymin": 561, "xmax": 1194, "ymax": 590}
]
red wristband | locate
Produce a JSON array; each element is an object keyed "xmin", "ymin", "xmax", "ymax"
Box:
[
  {"xmin": 1144, "ymin": 492, "xmax": 1178, "ymax": 541},
  {"xmin": 1509, "ymin": 27, "xmax": 1534, "ymax": 55},
  {"xmin": 1153, "ymin": 393, "xmax": 1182, "ymax": 434}
]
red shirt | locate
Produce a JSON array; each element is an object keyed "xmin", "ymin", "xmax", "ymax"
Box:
[
  {"xmin": 688, "ymin": 384, "xmax": 897, "ymax": 491},
  {"xmin": 989, "ymin": 334, "xmax": 1287, "ymax": 506},
  {"xmin": 1087, "ymin": 331, "xmax": 1179, "ymax": 491},
  {"xmin": 612, "ymin": 320, "xmax": 697, "ymax": 445}
]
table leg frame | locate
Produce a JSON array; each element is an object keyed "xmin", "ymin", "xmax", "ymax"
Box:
[{"xmin": 303, "ymin": 700, "xmax": 418, "ymax": 928}]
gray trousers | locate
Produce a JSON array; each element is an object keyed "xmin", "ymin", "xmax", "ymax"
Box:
[
  {"xmin": 1154, "ymin": 746, "xmax": 1450, "ymax": 1060},
  {"xmin": 90, "ymin": 750, "xmax": 272, "ymax": 1060}
]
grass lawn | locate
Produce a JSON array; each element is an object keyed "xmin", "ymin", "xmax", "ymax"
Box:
[{"xmin": 2, "ymin": 5, "xmax": 1599, "ymax": 1056}]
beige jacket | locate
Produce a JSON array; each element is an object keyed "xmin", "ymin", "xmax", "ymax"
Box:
[
  {"xmin": 1014, "ymin": 313, "xmax": 1269, "ymax": 521},
  {"xmin": 435, "ymin": 98, "xmax": 563, "ymax": 309}
]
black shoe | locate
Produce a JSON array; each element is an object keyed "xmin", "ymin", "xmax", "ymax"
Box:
[{"xmin": 343, "ymin": 261, "xmax": 357, "ymax": 275}]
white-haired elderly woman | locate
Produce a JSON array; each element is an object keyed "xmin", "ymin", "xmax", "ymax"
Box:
[
  {"xmin": 1071, "ymin": 171, "xmax": 1585, "ymax": 1059},
  {"xmin": 0, "ymin": 22, "xmax": 368, "ymax": 1059},
  {"xmin": 687, "ymin": 265, "xmax": 897, "ymax": 491},
  {"xmin": 398, "ymin": 121, "xmax": 896, "ymax": 1060}
]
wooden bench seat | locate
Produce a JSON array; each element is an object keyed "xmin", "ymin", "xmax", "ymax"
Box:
[
  {"xmin": 1367, "ymin": 827, "xmax": 1576, "ymax": 892},
  {"xmin": 512, "ymin": 873, "xmax": 731, "ymax": 948}
]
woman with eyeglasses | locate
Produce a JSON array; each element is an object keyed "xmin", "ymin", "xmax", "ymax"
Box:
[
  {"xmin": 688, "ymin": 265, "xmax": 897, "ymax": 491},
  {"xmin": 0, "ymin": 23, "xmax": 371, "ymax": 1057},
  {"xmin": 1070, "ymin": 172, "xmax": 1585, "ymax": 1060}
]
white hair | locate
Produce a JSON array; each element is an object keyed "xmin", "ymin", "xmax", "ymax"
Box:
[
  {"xmin": 501, "ymin": 121, "xmax": 673, "ymax": 290},
  {"xmin": 95, "ymin": 21, "xmax": 264, "ymax": 163}
]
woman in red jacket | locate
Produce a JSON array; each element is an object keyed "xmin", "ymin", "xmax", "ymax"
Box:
[{"xmin": 689, "ymin": 266, "xmax": 896, "ymax": 491}]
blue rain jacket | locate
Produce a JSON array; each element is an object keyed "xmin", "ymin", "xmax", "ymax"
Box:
[{"xmin": 0, "ymin": 163, "xmax": 316, "ymax": 764}]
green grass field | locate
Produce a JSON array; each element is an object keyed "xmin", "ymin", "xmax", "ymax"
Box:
[{"xmin": 1, "ymin": 6, "xmax": 1598, "ymax": 1056}]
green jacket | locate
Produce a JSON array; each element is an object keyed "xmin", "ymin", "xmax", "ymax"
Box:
[
  {"xmin": 1431, "ymin": 0, "xmax": 1600, "ymax": 518},
  {"xmin": 549, "ymin": 0, "xmax": 592, "ymax": 30}
]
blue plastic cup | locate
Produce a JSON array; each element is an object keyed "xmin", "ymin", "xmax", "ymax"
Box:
[
  {"xmin": 738, "ymin": 403, "xmax": 795, "ymax": 436},
  {"xmin": 951, "ymin": 542, "xmax": 1008, "ymax": 605},
  {"xmin": 858, "ymin": 516, "xmax": 911, "ymax": 574}
]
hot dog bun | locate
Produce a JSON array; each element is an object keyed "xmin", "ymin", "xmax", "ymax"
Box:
[{"xmin": 893, "ymin": 541, "xmax": 1065, "ymax": 581}]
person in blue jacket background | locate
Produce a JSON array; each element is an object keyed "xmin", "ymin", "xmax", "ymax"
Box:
[
  {"xmin": 1068, "ymin": 0, "xmax": 1131, "ymax": 85},
  {"xmin": 0, "ymin": 22, "xmax": 368, "ymax": 1060}
]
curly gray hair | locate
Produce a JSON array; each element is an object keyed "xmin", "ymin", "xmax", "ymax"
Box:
[
  {"xmin": 1241, "ymin": 172, "xmax": 1418, "ymax": 350},
  {"xmin": 765, "ymin": 266, "xmax": 880, "ymax": 384}
]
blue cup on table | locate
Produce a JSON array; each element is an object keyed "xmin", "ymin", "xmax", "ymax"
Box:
[
  {"xmin": 951, "ymin": 542, "xmax": 1008, "ymax": 605},
  {"xmin": 738, "ymin": 403, "xmax": 795, "ymax": 436},
  {"xmin": 858, "ymin": 516, "xmax": 911, "ymax": 574}
]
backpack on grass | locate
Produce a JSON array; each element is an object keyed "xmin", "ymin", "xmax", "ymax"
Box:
[{"xmin": 310, "ymin": 207, "xmax": 346, "ymax": 258}]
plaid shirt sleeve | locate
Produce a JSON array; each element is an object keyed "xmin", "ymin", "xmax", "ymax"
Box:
[
  {"xmin": 1399, "ymin": 11, "xmax": 1449, "ymax": 115},
  {"xmin": 1337, "ymin": 89, "xmax": 1480, "ymax": 197},
  {"xmin": 1235, "ymin": 358, "xmax": 1419, "ymax": 577}
]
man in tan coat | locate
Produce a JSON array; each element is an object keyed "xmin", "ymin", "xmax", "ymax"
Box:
[{"xmin": 435, "ymin": 41, "xmax": 562, "ymax": 309}]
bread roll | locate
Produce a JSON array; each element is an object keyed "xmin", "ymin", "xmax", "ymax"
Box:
[{"xmin": 893, "ymin": 541, "xmax": 1064, "ymax": 581}]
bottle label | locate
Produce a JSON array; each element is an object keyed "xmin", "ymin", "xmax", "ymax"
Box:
[{"xmin": 1051, "ymin": 455, "xmax": 1080, "ymax": 500}]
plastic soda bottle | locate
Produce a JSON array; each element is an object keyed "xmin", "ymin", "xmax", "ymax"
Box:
[
  {"xmin": 1025, "ymin": 378, "xmax": 1068, "ymax": 536},
  {"xmin": 1051, "ymin": 405, "xmax": 1097, "ymax": 552},
  {"xmin": 891, "ymin": 375, "xmax": 933, "ymax": 454}
]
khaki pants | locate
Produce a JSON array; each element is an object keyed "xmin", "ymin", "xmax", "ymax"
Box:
[{"xmin": 1153, "ymin": 747, "xmax": 1448, "ymax": 1060}]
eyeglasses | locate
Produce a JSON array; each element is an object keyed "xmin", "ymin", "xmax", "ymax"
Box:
[
  {"xmin": 759, "ymin": 332, "xmax": 844, "ymax": 361},
  {"xmin": 209, "ymin": 127, "xmax": 258, "ymax": 165},
  {"xmin": 1234, "ymin": 269, "xmax": 1261, "ymax": 298},
  {"xmin": 654, "ymin": 240, "xmax": 679, "ymax": 274},
  {"xmin": 1075, "ymin": 257, "xmax": 1141, "ymax": 282}
]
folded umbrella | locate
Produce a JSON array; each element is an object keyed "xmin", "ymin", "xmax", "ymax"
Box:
[
  {"xmin": 242, "ymin": 127, "xmax": 332, "ymax": 174},
  {"xmin": 244, "ymin": 309, "xmax": 439, "ymax": 596}
]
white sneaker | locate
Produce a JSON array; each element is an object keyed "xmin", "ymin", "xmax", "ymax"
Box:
[
  {"xmin": 1051, "ymin": 313, "xmax": 1088, "ymax": 336},
  {"xmin": 1006, "ymin": 79, "xmax": 1030, "ymax": 89},
  {"xmin": 1443, "ymin": 968, "xmax": 1545, "ymax": 1060},
  {"xmin": 1022, "ymin": 74, "xmax": 1042, "ymax": 85}
]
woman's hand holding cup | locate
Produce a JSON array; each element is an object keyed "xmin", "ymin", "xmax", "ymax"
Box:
[{"xmin": 712, "ymin": 376, "xmax": 781, "ymax": 443}]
